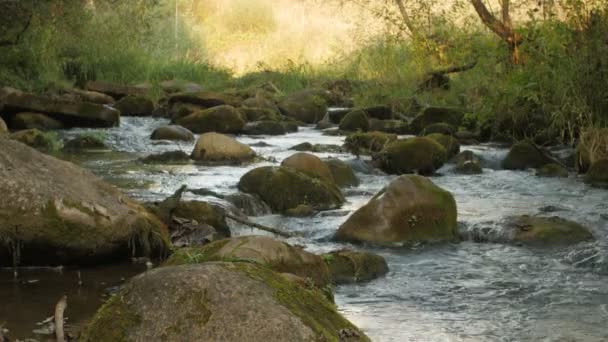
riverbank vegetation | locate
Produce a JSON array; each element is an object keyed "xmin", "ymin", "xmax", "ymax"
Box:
[{"xmin": 1, "ymin": 0, "xmax": 607, "ymax": 146}]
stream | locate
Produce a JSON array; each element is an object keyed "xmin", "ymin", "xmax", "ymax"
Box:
[{"xmin": 2, "ymin": 116, "xmax": 608, "ymax": 341}]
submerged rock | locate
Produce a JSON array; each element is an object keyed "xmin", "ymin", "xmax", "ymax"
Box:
[
  {"xmin": 503, "ymin": 140, "xmax": 556, "ymax": 170},
  {"xmin": 505, "ymin": 215, "xmax": 594, "ymax": 245},
  {"xmin": 586, "ymin": 159, "xmax": 608, "ymax": 188},
  {"xmin": 322, "ymin": 250, "xmax": 389, "ymax": 284},
  {"xmin": 281, "ymin": 152, "xmax": 334, "ymax": 183},
  {"xmin": 166, "ymin": 236, "xmax": 331, "ymax": 287},
  {"xmin": 339, "ymin": 109, "xmax": 369, "ymax": 132},
  {"xmin": 279, "ymin": 89, "xmax": 328, "ymax": 124},
  {"xmin": 378, "ymin": 137, "xmax": 447, "ymax": 175},
  {"xmin": 452, "ymin": 150, "xmax": 482, "ymax": 174},
  {"xmin": 191, "ymin": 132, "xmax": 255, "ymax": 163},
  {"xmin": 114, "ymin": 95, "xmax": 154, "ymax": 116},
  {"xmin": 0, "ymin": 138, "xmax": 169, "ymax": 265},
  {"xmin": 536, "ymin": 163, "xmax": 568, "ymax": 178},
  {"xmin": 325, "ymin": 158, "xmax": 359, "ymax": 188},
  {"xmin": 13, "ymin": 112, "xmax": 64, "ymax": 130},
  {"xmin": 80, "ymin": 262, "xmax": 369, "ymax": 342},
  {"xmin": 150, "ymin": 125, "xmax": 194, "ymax": 141},
  {"xmin": 238, "ymin": 166, "xmax": 344, "ymax": 213},
  {"xmin": 343, "ymin": 131, "xmax": 397, "ymax": 155},
  {"xmin": 335, "ymin": 175, "xmax": 457, "ymax": 245},
  {"xmin": 140, "ymin": 150, "xmax": 191, "ymax": 164},
  {"xmin": 175, "ymin": 105, "xmax": 245, "ymax": 134}
]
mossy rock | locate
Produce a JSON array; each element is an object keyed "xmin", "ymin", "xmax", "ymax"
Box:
[
  {"xmin": 285, "ymin": 204, "xmax": 316, "ymax": 217},
  {"xmin": 150, "ymin": 125, "xmax": 194, "ymax": 141},
  {"xmin": 169, "ymin": 102, "xmax": 205, "ymax": 122},
  {"xmin": 168, "ymin": 91, "xmax": 241, "ymax": 108},
  {"xmin": 241, "ymin": 90, "xmax": 281, "ymax": 114},
  {"xmin": 322, "ymin": 250, "xmax": 388, "ymax": 284},
  {"xmin": 344, "ymin": 131, "xmax": 397, "ymax": 155},
  {"xmin": 114, "ymin": 95, "xmax": 155, "ymax": 116},
  {"xmin": 378, "ymin": 137, "xmax": 447, "ymax": 175},
  {"xmin": 175, "ymin": 105, "xmax": 245, "ymax": 134},
  {"xmin": 421, "ymin": 122, "xmax": 455, "ymax": 136},
  {"xmin": 425, "ymin": 133, "xmax": 460, "ymax": 159},
  {"xmin": 452, "ymin": 150, "xmax": 482, "ymax": 175},
  {"xmin": 13, "ymin": 112, "xmax": 65, "ymax": 130},
  {"xmin": 325, "ymin": 158, "xmax": 359, "ymax": 188},
  {"xmin": 279, "ymin": 89, "xmax": 328, "ymax": 124},
  {"xmin": 140, "ymin": 151, "xmax": 191, "ymax": 165},
  {"xmin": 238, "ymin": 166, "xmax": 345, "ymax": 213},
  {"xmin": 536, "ymin": 163, "xmax": 568, "ymax": 178},
  {"xmin": 506, "ymin": 215, "xmax": 594, "ymax": 245},
  {"xmin": 63, "ymin": 134, "xmax": 108, "ymax": 151},
  {"xmin": 328, "ymin": 108, "xmax": 350, "ymax": 124},
  {"xmin": 339, "ymin": 109, "xmax": 369, "ymax": 132},
  {"xmin": 10, "ymin": 129, "xmax": 59, "ymax": 151},
  {"xmin": 409, "ymin": 107, "xmax": 465, "ymax": 134},
  {"xmin": 336, "ymin": 175, "xmax": 457, "ymax": 245},
  {"xmin": 503, "ymin": 140, "xmax": 556, "ymax": 170},
  {"xmin": 585, "ymin": 159, "xmax": 608, "ymax": 188},
  {"xmin": 243, "ymin": 120, "xmax": 287, "ymax": 135},
  {"xmin": 148, "ymin": 198, "xmax": 230, "ymax": 238},
  {"xmin": 362, "ymin": 105, "xmax": 393, "ymax": 120},
  {"xmin": 165, "ymin": 236, "xmax": 331, "ymax": 286},
  {"xmin": 290, "ymin": 142, "xmax": 345, "ymax": 154},
  {"xmin": 238, "ymin": 106, "xmax": 281, "ymax": 122},
  {"xmin": 191, "ymin": 132, "xmax": 255, "ymax": 163},
  {"xmin": 368, "ymin": 119, "xmax": 409, "ymax": 134},
  {"xmin": 281, "ymin": 152, "xmax": 335, "ymax": 184},
  {"xmin": 80, "ymin": 262, "xmax": 369, "ymax": 342},
  {"xmin": 0, "ymin": 139, "xmax": 169, "ymax": 266}
]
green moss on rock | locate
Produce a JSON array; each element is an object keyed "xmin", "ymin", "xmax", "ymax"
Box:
[
  {"xmin": 425, "ymin": 133, "xmax": 460, "ymax": 159},
  {"xmin": 323, "ymin": 250, "xmax": 388, "ymax": 284},
  {"xmin": 344, "ymin": 131, "xmax": 397, "ymax": 155},
  {"xmin": 339, "ymin": 109, "xmax": 369, "ymax": 132},
  {"xmin": 378, "ymin": 137, "xmax": 447, "ymax": 175},
  {"xmin": 507, "ymin": 215, "xmax": 594, "ymax": 245},
  {"xmin": 175, "ymin": 105, "xmax": 245, "ymax": 134},
  {"xmin": 503, "ymin": 140, "xmax": 556, "ymax": 170}
]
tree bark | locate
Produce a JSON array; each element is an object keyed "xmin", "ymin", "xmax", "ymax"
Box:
[
  {"xmin": 394, "ymin": 0, "xmax": 418, "ymax": 37},
  {"xmin": 470, "ymin": 0, "xmax": 522, "ymax": 64}
]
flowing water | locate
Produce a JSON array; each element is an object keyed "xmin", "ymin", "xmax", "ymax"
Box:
[{"xmin": 2, "ymin": 116, "xmax": 608, "ymax": 341}]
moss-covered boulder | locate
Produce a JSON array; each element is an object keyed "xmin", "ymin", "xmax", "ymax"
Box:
[
  {"xmin": 368, "ymin": 119, "xmax": 409, "ymax": 134},
  {"xmin": 140, "ymin": 151, "xmax": 191, "ymax": 164},
  {"xmin": 426, "ymin": 133, "xmax": 460, "ymax": 159},
  {"xmin": 175, "ymin": 105, "xmax": 245, "ymax": 134},
  {"xmin": 238, "ymin": 166, "xmax": 344, "ymax": 213},
  {"xmin": 238, "ymin": 106, "xmax": 281, "ymax": 122},
  {"xmin": 166, "ymin": 236, "xmax": 331, "ymax": 286},
  {"xmin": 279, "ymin": 89, "xmax": 328, "ymax": 124},
  {"xmin": 421, "ymin": 122, "xmax": 455, "ymax": 136},
  {"xmin": 335, "ymin": 175, "xmax": 457, "ymax": 245},
  {"xmin": 503, "ymin": 140, "xmax": 556, "ymax": 170},
  {"xmin": 243, "ymin": 120, "xmax": 287, "ymax": 135},
  {"xmin": 80, "ymin": 262, "xmax": 368, "ymax": 342},
  {"xmin": 339, "ymin": 109, "xmax": 369, "ymax": 132},
  {"xmin": 344, "ymin": 131, "xmax": 397, "ymax": 155},
  {"xmin": 114, "ymin": 95, "xmax": 154, "ymax": 116},
  {"xmin": 63, "ymin": 134, "xmax": 108, "ymax": 151},
  {"xmin": 536, "ymin": 163, "xmax": 568, "ymax": 178},
  {"xmin": 452, "ymin": 150, "xmax": 482, "ymax": 175},
  {"xmin": 378, "ymin": 137, "xmax": 447, "ymax": 175},
  {"xmin": 585, "ymin": 159, "xmax": 608, "ymax": 188},
  {"xmin": 0, "ymin": 139, "xmax": 169, "ymax": 266},
  {"xmin": 322, "ymin": 250, "xmax": 388, "ymax": 284},
  {"xmin": 506, "ymin": 215, "xmax": 594, "ymax": 245},
  {"xmin": 325, "ymin": 159, "xmax": 359, "ymax": 188},
  {"xmin": 13, "ymin": 112, "xmax": 65, "ymax": 130},
  {"xmin": 328, "ymin": 108, "xmax": 350, "ymax": 124},
  {"xmin": 10, "ymin": 129, "xmax": 59, "ymax": 151},
  {"xmin": 150, "ymin": 125, "xmax": 194, "ymax": 141},
  {"xmin": 281, "ymin": 152, "xmax": 334, "ymax": 183},
  {"xmin": 191, "ymin": 132, "xmax": 255, "ymax": 163},
  {"xmin": 409, "ymin": 107, "xmax": 464, "ymax": 134}
]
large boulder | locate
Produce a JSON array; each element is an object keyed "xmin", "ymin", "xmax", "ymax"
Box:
[
  {"xmin": 335, "ymin": 175, "xmax": 457, "ymax": 245},
  {"xmin": 238, "ymin": 166, "xmax": 344, "ymax": 213},
  {"xmin": 279, "ymin": 89, "xmax": 328, "ymax": 124},
  {"xmin": 1, "ymin": 89, "xmax": 119, "ymax": 127},
  {"xmin": 191, "ymin": 132, "xmax": 255, "ymax": 163},
  {"xmin": 426, "ymin": 133, "xmax": 460, "ymax": 159},
  {"xmin": 0, "ymin": 139, "xmax": 169, "ymax": 265},
  {"xmin": 409, "ymin": 107, "xmax": 464, "ymax": 134},
  {"xmin": 585, "ymin": 159, "xmax": 608, "ymax": 188},
  {"xmin": 150, "ymin": 125, "xmax": 194, "ymax": 141},
  {"xmin": 168, "ymin": 91, "xmax": 241, "ymax": 108},
  {"xmin": 339, "ymin": 109, "xmax": 369, "ymax": 132},
  {"xmin": 322, "ymin": 250, "xmax": 389, "ymax": 284},
  {"xmin": 114, "ymin": 95, "xmax": 154, "ymax": 116},
  {"xmin": 503, "ymin": 140, "xmax": 556, "ymax": 170},
  {"xmin": 13, "ymin": 112, "xmax": 64, "ymax": 130},
  {"xmin": 378, "ymin": 137, "xmax": 447, "ymax": 175},
  {"xmin": 84, "ymin": 81, "xmax": 148, "ymax": 99},
  {"xmin": 80, "ymin": 263, "xmax": 368, "ymax": 342},
  {"xmin": 325, "ymin": 159, "xmax": 359, "ymax": 188},
  {"xmin": 281, "ymin": 152, "xmax": 334, "ymax": 183},
  {"xmin": 166, "ymin": 236, "xmax": 331, "ymax": 286},
  {"xmin": 505, "ymin": 215, "xmax": 594, "ymax": 245},
  {"xmin": 343, "ymin": 131, "xmax": 397, "ymax": 155},
  {"xmin": 175, "ymin": 105, "xmax": 245, "ymax": 134}
]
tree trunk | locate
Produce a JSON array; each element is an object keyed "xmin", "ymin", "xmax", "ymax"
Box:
[{"xmin": 470, "ymin": 0, "xmax": 522, "ymax": 64}]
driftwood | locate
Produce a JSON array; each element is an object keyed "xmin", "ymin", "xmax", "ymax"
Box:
[
  {"xmin": 418, "ymin": 60, "xmax": 478, "ymax": 91},
  {"xmin": 225, "ymin": 213, "xmax": 295, "ymax": 238},
  {"xmin": 55, "ymin": 295, "xmax": 67, "ymax": 342}
]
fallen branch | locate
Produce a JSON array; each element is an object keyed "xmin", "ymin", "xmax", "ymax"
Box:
[
  {"xmin": 418, "ymin": 60, "xmax": 478, "ymax": 91},
  {"xmin": 225, "ymin": 213, "xmax": 295, "ymax": 238},
  {"xmin": 55, "ymin": 295, "xmax": 67, "ymax": 342}
]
